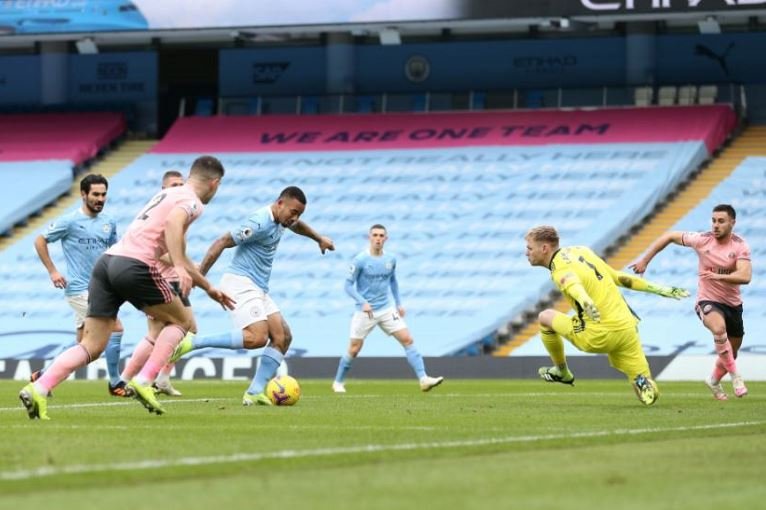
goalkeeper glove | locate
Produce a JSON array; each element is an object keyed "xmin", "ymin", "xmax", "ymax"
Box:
[
  {"xmin": 652, "ymin": 285, "xmax": 690, "ymax": 300},
  {"xmin": 580, "ymin": 299, "xmax": 601, "ymax": 322}
]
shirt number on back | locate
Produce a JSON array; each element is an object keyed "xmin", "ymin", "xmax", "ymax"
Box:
[
  {"xmin": 578, "ymin": 255, "xmax": 603, "ymax": 280},
  {"xmin": 137, "ymin": 193, "xmax": 167, "ymax": 220}
]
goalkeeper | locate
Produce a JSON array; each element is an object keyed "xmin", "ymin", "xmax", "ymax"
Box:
[{"xmin": 524, "ymin": 226, "xmax": 690, "ymax": 405}]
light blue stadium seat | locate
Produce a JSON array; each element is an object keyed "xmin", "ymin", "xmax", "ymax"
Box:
[
  {"xmin": 0, "ymin": 162, "xmax": 72, "ymax": 236},
  {"xmin": 0, "ymin": 141, "xmax": 711, "ymax": 359}
]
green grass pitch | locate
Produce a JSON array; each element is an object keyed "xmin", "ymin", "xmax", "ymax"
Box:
[{"xmin": 1, "ymin": 379, "xmax": 765, "ymax": 510}]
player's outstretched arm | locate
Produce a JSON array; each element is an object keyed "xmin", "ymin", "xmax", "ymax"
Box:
[
  {"xmin": 629, "ymin": 231, "xmax": 684, "ymax": 275},
  {"xmin": 33, "ymin": 234, "xmax": 66, "ymax": 289},
  {"xmin": 557, "ymin": 271, "xmax": 601, "ymax": 322},
  {"xmin": 199, "ymin": 232, "xmax": 236, "ymax": 276},
  {"xmin": 612, "ymin": 268, "xmax": 690, "ymax": 300},
  {"xmin": 291, "ymin": 220, "xmax": 335, "ymax": 254}
]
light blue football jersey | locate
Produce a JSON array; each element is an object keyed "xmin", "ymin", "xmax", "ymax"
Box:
[
  {"xmin": 43, "ymin": 208, "xmax": 118, "ymax": 296},
  {"xmin": 345, "ymin": 250, "xmax": 401, "ymax": 311},
  {"xmin": 227, "ymin": 205, "xmax": 285, "ymax": 293}
]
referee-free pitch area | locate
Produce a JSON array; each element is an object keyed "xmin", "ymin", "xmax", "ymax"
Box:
[{"xmin": 0, "ymin": 380, "xmax": 764, "ymax": 510}]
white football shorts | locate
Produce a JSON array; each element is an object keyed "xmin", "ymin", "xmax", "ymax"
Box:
[
  {"xmin": 349, "ymin": 306, "xmax": 407, "ymax": 340},
  {"xmin": 65, "ymin": 292, "xmax": 88, "ymax": 329},
  {"xmin": 220, "ymin": 273, "xmax": 280, "ymax": 329}
]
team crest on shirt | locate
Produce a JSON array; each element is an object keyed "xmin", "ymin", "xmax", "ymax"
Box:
[
  {"xmin": 348, "ymin": 264, "xmax": 356, "ymax": 276},
  {"xmin": 385, "ymin": 262, "xmax": 393, "ymax": 271},
  {"xmin": 238, "ymin": 227, "xmax": 253, "ymax": 241},
  {"xmin": 728, "ymin": 252, "xmax": 736, "ymax": 259},
  {"xmin": 102, "ymin": 224, "xmax": 111, "ymax": 233}
]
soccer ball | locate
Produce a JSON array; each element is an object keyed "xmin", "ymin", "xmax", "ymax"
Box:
[{"xmin": 266, "ymin": 375, "xmax": 301, "ymax": 406}]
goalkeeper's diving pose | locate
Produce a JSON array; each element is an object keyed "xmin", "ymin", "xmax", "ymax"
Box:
[{"xmin": 524, "ymin": 225, "xmax": 690, "ymax": 405}]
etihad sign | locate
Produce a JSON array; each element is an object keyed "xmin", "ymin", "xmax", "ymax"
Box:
[{"xmin": 581, "ymin": 0, "xmax": 766, "ymax": 10}]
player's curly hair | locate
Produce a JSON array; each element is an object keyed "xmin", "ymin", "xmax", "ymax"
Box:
[
  {"xmin": 525, "ymin": 225, "xmax": 559, "ymax": 246},
  {"xmin": 80, "ymin": 174, "xmax": 108, "ymax": 194}
]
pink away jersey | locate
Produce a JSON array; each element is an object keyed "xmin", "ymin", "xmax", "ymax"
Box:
[
  {"xmin": 108, "ymin": 185, "xmax": 203, "ymax": 266},
  {"xmin": 682, "ymin": 231, "xmax": 751, "ymax": 306},
  {"xmin": 157, "ymin": 259, "xmax": 179, "ymax": 282}
]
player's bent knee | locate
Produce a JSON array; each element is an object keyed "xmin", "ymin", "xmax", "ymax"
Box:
[
  {"xmin": 242, "ymin": 333, "xmax": 268, "ymax": 349},
  {"xmin": 538, "ymin": 309, "xmax": 557, "ymax": 328},
  {"xmin": 349, "ymin": 340, "xmax": 363, "ymax": 357}
]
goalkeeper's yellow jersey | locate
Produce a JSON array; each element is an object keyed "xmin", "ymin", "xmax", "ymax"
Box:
[{"xmin": 549, "ymin": 246, "xmax": 639, "ymax": 331}]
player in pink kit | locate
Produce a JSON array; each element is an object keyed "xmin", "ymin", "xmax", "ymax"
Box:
[
  {"xmin": 630, "ymin": 204, "xmax": 752, "ymax": 400},
  {"xmin": 119, "ymin": 170, "xmax": 193, "ymax": 397},
  {"xmin": 19, "ymin": 156, "xmax": 235, "ymax": 419}
]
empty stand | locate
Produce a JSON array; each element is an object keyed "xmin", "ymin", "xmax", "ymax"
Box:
[
  {"xmin": 0, "ymin": 112, "xmax": 125, "ymax": 164},
  {"xmin": 0, "ymin": 107, "xmax": 736, "ymax": 358},
  {"xmin": 506, "ymin": 126, "xmax": 766, "ymax": 361},
  {"xmin": 0, "ymin": 112, "xmax": 126, "ymax": 240}
]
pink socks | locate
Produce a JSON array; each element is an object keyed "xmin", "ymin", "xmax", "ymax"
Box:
[{"xmin": 35, "ymin": 344, "xmax": 90, "ymax": 395}]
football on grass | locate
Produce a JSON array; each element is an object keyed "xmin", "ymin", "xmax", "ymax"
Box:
[{"xmin": 266, "ymin": 375, "xmax": 301, "ymax": 406}]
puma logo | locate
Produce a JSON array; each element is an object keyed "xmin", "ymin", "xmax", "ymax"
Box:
[{"xmin": 694, "ymin": 42, "xmax": 734, "ymax": 78}]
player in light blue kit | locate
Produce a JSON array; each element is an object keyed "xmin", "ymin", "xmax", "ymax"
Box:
[
  {"xmin": 332, "ymin": 224, "xmax": 444, "ymax": 393},
  {"xmin": 170, "ymin": 186, "xmax": 334, "ymax": 405},
  {"xmin": 32, "ymin": 174, "xmax": 130, "ymax": 397}
]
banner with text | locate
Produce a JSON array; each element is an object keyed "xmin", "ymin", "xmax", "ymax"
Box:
[
  {"xmin": 67, "ymin": 52, "xmax": 157, "ymax": 103},
  {"xmin": 155, "ymin": 106, "xmax": 736, "ymax": 154}
]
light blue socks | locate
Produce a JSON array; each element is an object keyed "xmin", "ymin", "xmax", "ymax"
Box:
[
  {"xmin": 404, "ymin": 344, "xmax": 426, "ymax": 379},
  {"xmin": 104, "ymin": 331, "xmax": 123, "ymax": 386},
  {"xmin": 192, "ymin": 329, "xmax": 244, "ymax": 350},
  {"xmin": 247, "ymin": 346, "xmax": 284, "ymax": 395},
  {"xmin": 334, "ymin": 353, "xmax": 353, "ymax": 383}
]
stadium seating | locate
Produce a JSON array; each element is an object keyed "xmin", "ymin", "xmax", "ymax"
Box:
[
  {"xmin": 0, "ymin": 112, "xmax": 125, "ymax": 164},
  {"xmin": 0, "ymin": 161, "xmax": 73, "ymax": 236},
  {"xmin": 511, "ymin": 156, "xmax": 765, "ymax": 362},
  {"xmin": 0, "ymin": 107, "xmax": 736, "ymax": 358},
  {"xmin": 0, "ymin": 112, "xmax": 126, "ymax": 237}
]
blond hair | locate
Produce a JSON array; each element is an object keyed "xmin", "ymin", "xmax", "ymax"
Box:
[{"xmin": 525, "ymin": 225, "xmax": 560, "ymax": 246}]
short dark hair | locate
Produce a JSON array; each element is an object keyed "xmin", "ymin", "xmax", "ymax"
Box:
[
  {"xmin": 162, "ymin": 170, "xmax": 183, "ymax": 181},
  {"xmin": 713, "ymin": 204, "xmax": 736, "ymax": 220},
  {"xmin": 80, "ymin": 174, "xmax": 108, "ymax": 194},
  {"xmin": 369, "ymin": 224, "xmax": 387, "ymax": 232},
  {"xmin": 189, "ymin": 155, "xmax": 225, "ymax": 180},
  {"xmin": 279, "ymin": 186, "xmax": 307, "ymax": 205}
]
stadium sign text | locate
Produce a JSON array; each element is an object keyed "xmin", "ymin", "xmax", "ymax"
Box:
[{"xmin": 580, "ymin": 0, "xmax": 766, "ymax": 11}]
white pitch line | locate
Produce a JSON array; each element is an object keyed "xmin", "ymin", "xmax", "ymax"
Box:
[
  {"xmin": 0, "ymin": 421, "xmax": 763, "ymax": 481},
  {"xmin": 0, "ymin": 398, "xmax": 228, "ymax": 413},
  {"xmin": 0, "ymin": 391, "xmax": 726, "ymax": 413}
]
